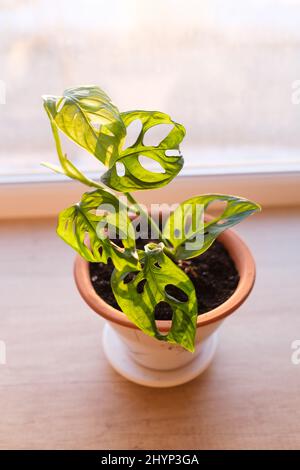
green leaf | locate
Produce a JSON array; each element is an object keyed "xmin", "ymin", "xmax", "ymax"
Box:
[
  {"xmin": 43, "ymin": 86, "xmax": 126, "ymax": 166},
  {"xmin": 57, "ymin": 188, "xmax": 138, "ymax": 270},
  {"xmin": 163, "ymin": 194, "xmax": 261, "ymax": 260},
  {"xmin": 101, "ymin": 110, "xmax": 185, "ymax": 191},
  {"xmin": 42, "ymin": 101, "xmax": 110, "ymax": 189},
  {"xmin": 111, "ymin": 242, "xmax": 198, "ymax": 352}
]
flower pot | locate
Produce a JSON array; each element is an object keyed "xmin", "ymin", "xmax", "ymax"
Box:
[{"xmin": 74, "ymin": 227, "xmax": 255, "ymax": 388}]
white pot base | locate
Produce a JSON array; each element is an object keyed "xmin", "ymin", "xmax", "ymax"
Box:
[{"xmin": 102, "ymin": 325, "xmax": 218, "ymax": 388}]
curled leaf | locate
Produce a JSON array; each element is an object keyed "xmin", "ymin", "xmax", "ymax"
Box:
[
  {"xmin": 163, "ymin": 194, "xmax": 261, "ymax": 260},
  {"xmin": 43, "ymin": 86, "xmax": 126, "ymax": 166}
]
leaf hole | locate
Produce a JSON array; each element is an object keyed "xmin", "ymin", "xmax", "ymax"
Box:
[
  {"xmin": 123, "ymin": 119, "xmax": 142, "ymax": 149},
  {"xmin": 138, "ymin": 155, "xmax": 165, "ymax": 174},
  {"xmin": 165, "ymin": 284, "xmax": 188, "ymax": 303},
  {"xmin": 165, "ymin": 149, "xmax": 181, "ymax": 157},
  {"xmin": 207, "ymin": 200, "xmax": 227, "ymax": 218},
  {"xmin": 116, "ymin": 162, "xmax": 126, "ymax": 177},
  {"xmin": 154, "ymin": 261, "xmax": 161, "ymax": 269},
  {"xmin": 143, "ymin": 124, "xmax": 173, "ymax": 147},
  {"xmin": 83, "ymin": 233, "xmax": 90, "ymax": 249},
  {"xmin": 137, "ymin": 279, "xmax": 147, "ymax": 294},
  {"xmin": 110, "ymin": 238, "xmax": 124, "ymax": 248},
  {"xmin": 95, "ymin": 207, "xmax": 109, "ymax": 217},
  {"xmin": 91, "ymin": 122, "xmax": 101, "ymax": 131},
  {"xmin": 154, "ymin": 301, "xmax": 173, "ymax": 322},
  {"xmin": 123, "ymin": 271, "xmax": 140, "ymax": 284},
  {"xmin": 216, "ymin": 218, "xmax": 229, "ymax": 226}
]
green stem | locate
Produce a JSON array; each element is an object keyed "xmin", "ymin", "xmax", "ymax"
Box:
[
  {"xmin": 49, "ymin": 119, "xmax": 108, "ymax": 190},
  {"xmin": 46, "ymin": 111, "xmax": 173, "ymax": 253},
  {"xmin": 47, "ymin": 116, "xmax": 132, "ymax": 214},
  {"xmin": 162, "ymin": 246, "xmax": 177, "ymax": 262},
  {"xmin": 125, "ymin": 192, "xmax": 172, "ymax": 248}
]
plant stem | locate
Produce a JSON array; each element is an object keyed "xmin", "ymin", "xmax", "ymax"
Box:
[
  {"xmin": 47, "ymin": 116, "xmax": 134, "ymax": 215},
  {"xmin": 47, "ymin": 112, "xmax": 173, "ymax": 252},
  {"xmin": 125, "ymin": 192, "xmax": 172, "ymax": 248},
  {"xmin": 162, "ymin": 245, "xmax": 177, "ymax": 262}
]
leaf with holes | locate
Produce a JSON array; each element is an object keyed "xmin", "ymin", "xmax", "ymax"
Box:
[
  {"xmin": 57, "ymin": 188, "xmax": 139, "ymax": 270},
  {"xmin": 101, "ymin": 110, "xmax": 185, "ymax": 191},
  {"xmin": 163, "ymin": 194, "xmax": 261, "ymax": 260},
  {"xmin": 111, "ymin": 242, "xmax": 198, "ymax": 352},
  {"xmin": 43, "ymin": 86, "xmax": 126, "ymax": 167}
]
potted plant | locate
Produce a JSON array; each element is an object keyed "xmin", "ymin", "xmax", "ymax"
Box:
[{"xmin": 42, "ymin": 86, "xmax": 260, "ymax": 387}]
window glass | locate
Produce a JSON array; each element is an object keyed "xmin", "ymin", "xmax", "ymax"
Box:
[{"xmin": 1, "ymin": 0, "xmax": 300, "ymax": 177}]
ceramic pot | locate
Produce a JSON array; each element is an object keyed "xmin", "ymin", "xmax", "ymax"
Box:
[{"xmin": 74, "ymin": 227, "xmax": 255, "ymax": 387}]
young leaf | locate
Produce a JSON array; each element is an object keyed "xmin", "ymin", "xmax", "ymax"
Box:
[
  {"xmin": 163, "ymin": 194, "xmax": 261, "ymax": 260},
  {"xmin": 57, "ymin": 189, "xmax": 138, "ymax": 270},
  {"xmin": 43, "ymin": 86, "xmax": 126, "ymax": 166},
  {"xmin": 111, "ymin": 242, "xmax": 198, "ymax": 352},
  {"xmin": 41, "ymin": 116, "xmax": 103, "ymax": 189},
  {"xmin": 101, "ymin": 110, "xmax": 185, "ymax": 191}
]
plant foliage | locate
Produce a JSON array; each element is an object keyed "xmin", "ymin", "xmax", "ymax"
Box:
[
  {"xmin": 111, "ymin": 243, "xmax": 198, "ymax": 352},
  {"xmin": 43, "ymin": 85, "xmax": 261, "ymax": 351}
]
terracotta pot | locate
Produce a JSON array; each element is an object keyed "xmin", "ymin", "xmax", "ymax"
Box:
[{"xmin": 74, "ymin": 227, "xmax": 255, "ymax": 387}]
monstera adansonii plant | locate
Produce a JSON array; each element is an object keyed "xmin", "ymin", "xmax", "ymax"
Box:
[{"xmin": 43, "ymin": 86, "xmax": 260, "ymax": 352}]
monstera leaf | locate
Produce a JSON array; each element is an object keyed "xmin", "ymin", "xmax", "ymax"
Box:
[
  {"xmin": 111, "ymin": 242, "xmax": 198, "ymax": 352},
  {"xmin": 101, "ymin": 110, "xmax": 185, "ymax": 191},
  {"xmin": 57, "ymin": 188, "xmax": 138, "ymax": 270},
  {"xmin": 43, "ymin": 87, "xmax": 185, "ymax": 191},
  {"xmin": 163, "ymin": 194, "xmax": 261, "ymax": 260},
  {"xmin": 43, "ymin": 86, "xmax": 125, "ymax": 166}
]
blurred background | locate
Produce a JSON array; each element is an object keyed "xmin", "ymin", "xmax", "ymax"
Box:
[
  {"xmin": 1, "ymin": 0, "xmax": 300, "ymax": 176},
  {"xmin": 1, "ymin": 1, "xmax": 300, "ymax": 452}
]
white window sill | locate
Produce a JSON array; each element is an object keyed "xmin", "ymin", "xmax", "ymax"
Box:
[
  {"xmin": 1, "ymin": 145, "xmax": 299, "ymax": 219},
  {"xmin": 0, "ymin": 167, "xmax": 299, "ymax": 220}
]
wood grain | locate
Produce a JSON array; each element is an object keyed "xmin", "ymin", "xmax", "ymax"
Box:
[{"xmin": 0, "ymin": 208, "xmax": 300, "ymax": 450}]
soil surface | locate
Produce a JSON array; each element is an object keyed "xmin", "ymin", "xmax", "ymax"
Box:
[{"xmin": 89, "ymin": 240, "xmax": 239, "ymax": 320}]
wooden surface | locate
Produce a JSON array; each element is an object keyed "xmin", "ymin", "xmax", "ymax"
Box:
[{"xmin": 0, "ymin": 208, "xmax": 300, "ymax": 450}]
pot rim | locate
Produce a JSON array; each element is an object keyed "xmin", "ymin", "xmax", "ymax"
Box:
[{"xmin": 74, "ymin": 226, "xmax": 256, "ymax": 332}]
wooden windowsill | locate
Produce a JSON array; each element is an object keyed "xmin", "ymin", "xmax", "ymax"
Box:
[{"xmin": 0, "ymin": 207, "xmax": 299, "ymax": 450}]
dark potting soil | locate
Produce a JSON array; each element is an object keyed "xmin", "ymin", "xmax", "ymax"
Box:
[{"xmin": 89, "ymin": 240, "xmax": 239, "ymax": 320}]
